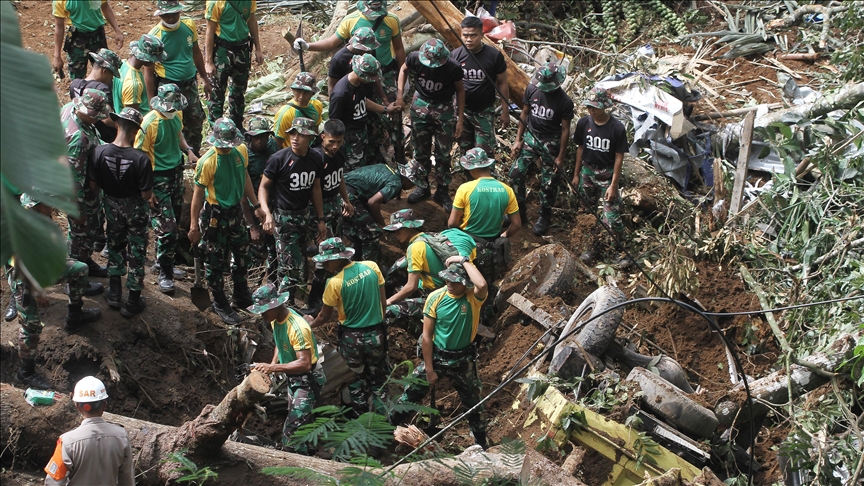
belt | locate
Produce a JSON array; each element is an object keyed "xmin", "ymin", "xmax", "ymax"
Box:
[
  {"xmin": 69, "ymin": 25, "xmax": 105, "ymax": 40},
  {"xmin": 157, "ymin": 76, "xmax": 196, "ymax": 89},
  {"xmin": 434, "ymin": 342, "xmax": 476, "ymax": 360},
  {"xmin": 215, "ymin": 36, "xmax": 251, "ymax": 50},
  {"xmin": 274, "ymin": 207, "xmax": 309, "ymax": 215}
]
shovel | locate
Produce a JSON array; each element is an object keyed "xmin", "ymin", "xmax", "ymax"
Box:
[
  {"xmin": 422, "ymin": 385, "xmax": 441, "ymax": 435},
  {"xmin": 295, "ymin": 21, "xmax": 306, "ymax": 72},
  {"xmin": 190, "ymin": 248, "xmax": 211, "ymax": 311}
]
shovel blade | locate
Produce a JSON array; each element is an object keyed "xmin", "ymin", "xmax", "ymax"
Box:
[{"xmin": 191, "ymin": 286, "xmax": 211, "ymax": 311}]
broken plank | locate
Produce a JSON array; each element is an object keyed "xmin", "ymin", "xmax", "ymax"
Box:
[
  {"xmin": 507, "ymin": 293, "xmax": 561, "ymax": 330},
  {"xmin": 730, "ymin": 111, "xmax": 755, "ymax": 214}
]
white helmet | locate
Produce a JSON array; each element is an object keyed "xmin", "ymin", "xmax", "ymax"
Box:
[{"xmin": 72, "ymin": 376, "xmax": 109, "ymax": 403}]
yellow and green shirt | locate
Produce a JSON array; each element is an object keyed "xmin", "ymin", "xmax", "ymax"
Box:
[
  {"xmin": 148, "ymin": 18, "xmax": 199, "ymax": 82},
  {"xmin": 205, "ymin": 0, "xmax": 256, "ymax": 43},
  {"xmin": 453, "ymin": 176, "xmax": 519, "ymax": 239},
  {"xmin": 406, "ymin": 233, "xmax": 446, "ymax": 290},
  {"xmin": 272, "ymin": 309, "xmax": 319, "ymax": 365},
  {"xmin": 194, "ymin": 145, "xmax": 249, "ymax": 207},
  {"xmin": 336, "ymin": 11, "xmax": 401, "ymax": 67},
  {"xmin": 135, "ymin": 110, "xmax": 184, "ymax": 171},
  {"xmin": 52, "ymin": 0, "xmax": 106, "ymax": 33},
  {"xmin": 424, "ymin": 286, "xmax": 486, "ymax": 351},
  {"xmin": 272, "ymin": 100, "xmax": 324, "ymax": 148},
  {"xmin": 323, "ymin": 261, "xmax": 384, "ymax": 329},
  {"xmin": 113, "ymin": 61, "xmax": 149, "ymax": 114}
]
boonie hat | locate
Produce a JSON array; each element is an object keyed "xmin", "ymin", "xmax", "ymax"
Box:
[
  {"xmin": 74, "ymin": 88, "xmax": 112, "ymax": 120},
  {"xmin": 397, "ymin": 159, "xmax": 427, "ymax": 188},
  {"xmin": 154, "ymin": 0, "xmax": 184, "ymax": 16},
  {"xmin": 89, "ymin": 48, "xmax": 122, "ymax": 78},
  {"xmin": 287, "ymin": 117, "xmax": 318, "ymax": 136},
  {"xmin": 351, "ymin": 53, "xmax": 381, "ymax": 83},
  {"xmin": 73, "ymin": 376, "xmax": 109, "ymax": 403},
  {"xmin": 150, "ymin": 83, "xmax": 188, "ymax": 113},
  {"xmin": 418, "ymin": 39, "xmax": 450, "ymax": 68},
  {"xmin": 348, "ymin": 27, "xmax": 380, "ymax": 53},
  {"xmin": 358, "ymin": 0, "xmax": 387, "ymax": 19},
  {"xmin": 584, "ymin": 87, "xmax": 614, "ymax": 110},
  {"xmin": 206, "ymin": 118, "xmax": 244, "ymax": 148},
  {"xmin": 246, "ymin": 283, "xmax": 291, "ymax": 314},
  {"xmin": 439, "ymin": 263, "xmax": 472, "ymax": 287},
  {"xmin": 535, "ymin": 62, "xmax": 566, "ymax": 93},
  {"xmin": 130, "ymin": 34, "xmax": 167, "ymax": 63},
  {"xmin": 382, "ymin": 208, "xmax": 424, "ymax": 231},
  {"xmin": 290, "ymin": 72, "xmax": 319, "ymax": 93},
  {"xmin": 312, "ymin": 237, "xmax": 355, "ymax": 263},
  {"xmin": 246, "ymin": 115, "xmax": 274, "ymax": 137},
  {"xmin": 459, "ymin": 147, "xmax": 495, "ymax": 170},
  {"xmin": 109, "ymin": 107, "xmax": 143, "ymax": 128}
]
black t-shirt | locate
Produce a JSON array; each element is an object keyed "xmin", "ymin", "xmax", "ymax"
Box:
[
  {"xmin": 87, "ymin": 144, "xmax": 154, "ymax": 199},
  {"xmin": 329, "ymin": 47, "xmax": 355, "ymax": 83},
  {"xmin": 450, "ymin": 45, "xmax": 506, "ymax": 111},
  {"xmin": 405, "ymin": 51, "xmax": 463, "ymax": 102},
  {"xmin": 523, "ymin": 84, "xmax": 574, "ymax": 140},
  {"xmin": 263, "ymin": 147, "xmax": 323, "ymax": 211},
  {"xmin": 329, "ymin": 76, "xmax": 368, "ymax": 131},
  {"xmin": 70, "ymin": 78, "xmax": 116, "ymax": 142},
  {"xmin": 313, "ymin": 146, "xmax": 346, "ymax": 200},
  {"xmin": 574, "ymin": 115, "xmax": 629, "ymax": 171}
]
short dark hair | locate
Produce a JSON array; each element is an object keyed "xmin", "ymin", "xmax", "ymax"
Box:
[
  {"xmin": 116, "ymin": 118, "xmax": 140, "ymax": 134},
  {"xmin": 461, "ymin": 16, "xmax": 483, "ymax": 31},
  {"xmin": 323, "ymin": 119, "xmax": 346, "ymax": 137}
]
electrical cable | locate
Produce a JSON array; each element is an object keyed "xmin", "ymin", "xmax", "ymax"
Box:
[{"xmin": 704, "ymin": 294, "xmax": 863, "ymax": 316}]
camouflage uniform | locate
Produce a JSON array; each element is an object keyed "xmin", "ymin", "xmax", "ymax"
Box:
[
  {"xmin": 199, "ymin": 204, "xmax": 251, "ymax": 300},
  {"xmin": 154, "ymin": 77, "xmax": 205, "ymax": 154},
  {"xmin": 459, "ymin": 104, "xmax": 496, "ymax": 156},
  {"xmin": 62, "ymin": 23, "xmax": 108, "ymax": 80},
  {"xmin": 344, "ymin": 130, "xmax": 371, "ymax": 172},
  {"xmin": 208, "ymin": 44, "xmax": 251, "ymax": 129},
  {"xmin": 342, "ymin": 190, "xmax": 382, "ymax": 263},
  {"xmin": 246, "ymin": 116, "xmax": 279, "ymax": 278},
  {"xmin": 509, "ymin": 131, "xmax": 561, "ymax": 212},
  {"xmin": 385, "ymin": 297, "xmax": 425, "ymax": 334},
  {"xmin": 274, "ymin": 209, "xmax": 310, "ymax": 294},
  {"xmin": 282, "ymin": 368, "xmax": 326, "ymax": 453},
  {"xmin": 411, "ymin": 98, "xmax": 455, "ymax": 188},
  {"xmin": 579, "ymin": 165, "xmax": 624, "ymax": 235},
  {"xmin": 338, "ymin": 326, "xmax": 391, "ymax": 415},
  {"xmin": 104, "ymin": 197, "xmax": 149, "ymax": 291},
  {"xmin": 151, "ymin": 166, "xmax": 185, "ymax": 271}
]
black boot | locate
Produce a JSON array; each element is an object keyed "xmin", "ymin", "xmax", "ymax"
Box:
[
  {"xmin": 432, "ymin": 185, "xmax": 452, "ymax": 212},
  {"xmin": 212, "ymin": 292, "xmax": 242, "ymax": 325},
  {"xmin": 85, "ymin": 258, "xmax": 108, "ymax": 278},
  {"xmin": 303, "ymin": 279, "xmax": 326, "ymax": 317},
  {"xmin": 15, "ymin": 358, "xmax": 51, "ymax": 389},
  {"xmin": 473, "ymin": 431, "xmax": 488, "ymax": 450},
  {"xmin": 533, "ymin": 208, "xmax": 552, "ymax": 235},
  {"xmin": 232, "ymin": 281, "xmax": 254, "ymax": 309},
  {"xmin": 120, "ymin": 290, "xmax": 146, "ymax": 318},
  {"xmin": 104, "ymin": 276, "xmax": 122, "ymax": 309},
  {"xmin": 64, "ymin": 302, "xmax": 101, "ymax": 332},
  {"xmin": 407, "ymin": 185, "xmax": 431, "ymax": 204},
  {"xmin": 158, "ymin": 266, "xmax": 175, "ymax": 294},
  {"xmin": 150, "ymin": 263, "xmax": 187, "ymax": 278},
  {"xmin": 4, "ymin": 296, "xmax": 18, "ymax": 322}
]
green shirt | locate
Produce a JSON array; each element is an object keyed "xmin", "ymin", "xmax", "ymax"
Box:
[
  {"xmin": 406, "ymin": 233, "xmax": 446, "ymax": 290},
  {"xmin": 343, "ymin": 164, "xmax": 402, "ymax": 203},
  {"xmin": 272, "ymin": 309, "xmax": 319, "ymax": 366},
  {"xmin": 336, "ymin": 11, "xmax": 401, "ymax": 67},
  {"xmin": 113, "ymin": 61, "xmax": 150, "ymax": 114},
  {"xmin": 248, "ymin": 137, "xmax": 279, "ymax": 192},
  {"xmin": 453, "ymin": 176, "xmax": 519, "ymax": 239},
  {"xmin": 323, "ymin": 261, "xmax": 385, "ymax": 329},
  {"xmin": 424, "ymin": 286, "xmax": 486, "ymax": 351},
  {"xmin": 149, "ymin": 18, "xmax": 199, "ymax": 82},
  {"xmin": 135, "ymin": 110, "xmax": 184, "ymax": 171},
  {"xmin": 205, "ymin": 0, "xmax": 256, "ymax": 43},
  {"xmin": 194, "ymin": 145, "xmax": 249, "ymax": 207},
  {"xmin": 53, "ymin": 0, "xmax": 106, "ymax": 33},
  {"xmin": 440, "ymin": 228, "xmax": 477, "ymax": 260}
]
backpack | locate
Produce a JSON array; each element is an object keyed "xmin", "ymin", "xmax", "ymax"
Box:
[{"xmin": 416, "ymin": 232, "xmax": 460, "ymax": 265}]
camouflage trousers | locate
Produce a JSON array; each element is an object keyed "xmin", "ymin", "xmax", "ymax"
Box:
[
  {"xmin": 9, "ymin": 259, "xmax": 88, "ymax": 359},
  {"xmin": 207, "ymin": 43, "xmax": 251, "ymax": 130},
  {"xmin": 509, "ymin": 131, "xmax": 561, "ymax": 211},
  {"xmin": 369, "ymin": 69, "xmax": 403, "ymax": 164},
  {"xmin": 249, "ymin": 233, "xmax": 278, "ymax": 283},
  {"xmin": 472, "ymin": 240, "xmax": 501, "ymax": 324},
  {"xmin": 459, "ymin": 105, "xmax": 496, "ymax": 156},
  {"xmin": 105, "ymin": 196, "xmax": 149, "ymax": 291},
  {"xmin": 578, "ymin": 165, "xmax": 624, "ymax": 236},
  {"xmin": 344, "ymin": 128, "xmax": 370, "ymax": 172},
  {"xmin": 198, "ymin": 203, "xmax": 250, "ymax": 298},
  {"xmin": 156, "ymin": 77, "xmax": 205, "ymax": 154},
  {"xmin": 63, "ymin": 26, "xmax": 107, "ymax": 80},
  {"xmin": 273, "ymin": 208, "xmax": 310, "ymax": 295},
  {"xmin": 385, "ymin": 297, "xmax": 425, "ymax": 336},
  {"xmin": 342, "ymin": 190, "xmax": 382, "ymax": 265},
  {"xmin": 308, "ymin": 196, "xmax": 344, "ymax": 240},
  {"xmin": 67, "ymin": 187, "xmax": 102, "ymax": 263},
  {"xmin": 150, "ymin": 166, "xmax": 185, "ymax": 270},
  {"xmin": 410, "ymin": 97, "xmax": 455, "ymax": 188},
  {"xmin": 282, "ymin": 366, "xmax": 326, "ymax": 454},
  {"xmin": 338, "ymin": 325, "xmax": 392, "ymax": 416},
  {"xmin": 397, "ymin": 346, "xmax": 487, "ymax": 440}
]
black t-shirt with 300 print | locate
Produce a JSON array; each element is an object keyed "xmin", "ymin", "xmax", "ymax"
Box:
[
  {"xmin": 450, "ymin": 44, "xmax": 507, "ymax": 111},
  {"xmin": 329, "ymin": 75, "xmax": 368, "ymax": 131},
  {"xmin": 523, "ymin": 84, "xmax": 574, "ymax": 139},
  {"xmin": 573, "ymin": 115, "xmax": 629, "ymax": 171},
  {"xmin": 263, "ymin": 147, "xmax": 322, "ymax": 211},
  {"xmin": 312, "ymin": 146, "xmax": 345, "ymax": 200},
  {"xmin": 405, "ymin": 51, "xmax": 463, "ymax": 102}
]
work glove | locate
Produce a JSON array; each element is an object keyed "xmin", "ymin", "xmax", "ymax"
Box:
[{"xmin": 294, "ymin": 38, "xmax": 309, "ymax": 51}]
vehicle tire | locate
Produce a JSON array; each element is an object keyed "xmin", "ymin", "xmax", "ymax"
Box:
[
  {"xmin": 495, "ymin": 243, "xmax": 575, "ymax": 312},
  {"xmin": 627, "ymin": 367, "xmax": 719, "ymax": 439},
  {"xmin": 554, "ymin": 285, "xmax": 626, "ymax": 360}
]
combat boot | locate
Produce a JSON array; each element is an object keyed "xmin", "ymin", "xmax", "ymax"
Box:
[
  {"xmin": 158, "ymin": 266, "xmax": 175, "ymax": 294},
  {"xmin": 64, "ymin": 302, "xmax": 101, "ymax": 332},
  {"xmin": 232, "ymin": 281, "xmax": 254, "ymax": 309},
  {"xmin": 15, "ymin": 358, "xmax": 51, "ymax": 389},
  {"xmin": 4, "ymin": 296, "xmax": 17, "ymax": 322},
  {"xmin": 473, "ymin": 431, "xmax": 488, "ymax": 450},
  {"xmin": 212, "ymin": 291, "xmax": 242, "ymax": 325},
  {"xmin": 407, "ymin": 185, "xmax": 431, "ymax": 204},
  {"xmin": 432, "ymin": 185, "xmax": 452, "ymax": 212},
  {"xmin": 104, "ymin": 276, "xmax": 122, "ymax": 309},
  {"xmin": 533, "ymin": 208, "xmax": 552, "ymax": 235},
  {"xmin": 151, "ymin": 263, "xmax": 186, "ymax": 278},
  {"xmin": 85, "ymin": 258, "xmax": 108, "ymax": 278},
  {"xmin": 303, "ymin": 279, "xmax": 326, "ymax": 318},
  {"xmin": 120, "ymin": 290, "xmax": 146, "ymax": 318}
]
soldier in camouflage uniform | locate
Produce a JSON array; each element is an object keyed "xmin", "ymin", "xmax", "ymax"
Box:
[
  {"xmin": 390, "ymin": 259, "xmax": 489, "ymax": 449},
  {"xmin": 397, "ymin": 39, "xmax": 465, "ymax": 212},
  {"xmin": 60, "ymin": 89, "xmax": 111, "ymax": 281},
  {"xmin": 272, "ymin": 73, "xmax": 325, "ymax": 150},
  {"xmin": 52, "ymin": 0, "xmax": 124, "ymax": 80},
  {"xmin": 87, "ymin": 108, "xmax": 153, "ymax": 317},
  {"xmin": 245, "ymin": 116, "xmax": 280, "ymax": 280},
  {"xmin": 190, "ymin": 119, "xmax": 266, "ymax": 324},
  {"xmin": 10, "ymin": 195, "xmax": 102, "ymax": 390},
  {"xmin": 204, "ymin": 0, "xmax": 263, "ymax": 129},
  {"xmin": 309, "ymin": 238, "xmax": 390, "ymax": 417},
  {"xmin": 248, "ymin": 284, "xmax": 325, "ymax": 454}
]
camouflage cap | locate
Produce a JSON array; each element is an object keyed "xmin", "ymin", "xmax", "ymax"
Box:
[
  {"xmin": 357, "ymin": 0, "xmax": 387, "ymax": 20},
  {"xmin": 397, "ymin": 159, "xmax": 427, "ymax": 188},
  {"xmin": 245, "ymin": 115, "xmax": 273, "ymax": 137},
  {"xmin": 459, "ymin": 147, "xmax": 495, "ymax": 171},
  {"xmin": 73, "ymin": 88, "xmax": 112, "ymax": 120},
  {"xmin": 418, "ymin": 39, "xmax": 450, "ymax": 68},
  {"xmin": 154, "ymin": 0, "xmax": 184, "ymax": 16},
  {"xmin": 290, "ymin": 72, "xmax": 319, "ymax": 93},
  {"xmin": 150, "ymin": 83, "xmax": 188, "ymax": 113},
  {"xmin": 382, "ymin": 208, "xmax": 424, "ymax": 231},
  {"xmin": 206, "ymin": 118, "xmax": 244, "ymax": 148},
  {"xmin": 348, "ymin": 27, "xmax": 380, "ymax": 53},
  {"xmin": 535, "ymin": 62, "xmax": 566, "ymax": 93},
  {"xmin": 584, "ymin": 87, "xmax": 614, "ymax": 110},
  {"xmin": 246, "ymin": 283, "xmax": 291, "ymax": 314},
  {"xmin": 312, "ymin": 237, "xmax": 355, "ymax": 263},
  {"xmin": 287, "ymin": 117, "xmax": 318, "ymax": 136},
  {"xmin": 351, "ymin": 53, "xmax": 381, "ymax": 83},
  {"xmin": 439, "ymin": 263, "xmax": 472, "ymax": 287},
  {"xmin": 130, "ymin": 33, "xmax": 167, "ymax": 63},
  {"xmin": 89, "ymin": 48, "xmax": 122, "ymax": 78},
  {"xmin": 109, "ymin": 107, "xmax": 143, "ymax": 128}
]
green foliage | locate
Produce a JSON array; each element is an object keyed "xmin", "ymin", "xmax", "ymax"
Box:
[
  {"xmin": 560, "ymin": 409, "xmax": 587, "ymax": 438},
  {"xmin": 830, "ymin": 1, "xmax": 864, "ymax": 82},
  {"xmin": 631, "ymin": 431, "xmax": 661, "ymax": 471},
  {"xmin": 161, "ymin": 450, "xmax": 218, "ymax": 485}
]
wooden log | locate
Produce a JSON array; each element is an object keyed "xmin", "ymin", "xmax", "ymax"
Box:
[
  {"xmin": 408, "ymin": 0, "xmax": 530, "ymax": 107},
  {"xmin": 691, "ymin": 103, "xmax": 782, "ymax": 121},
  {"xmin": 729, "ymin": 111, "xmax": 755, "ymax": 214},
  {"xmin": 755, "ymin": 81, "xmax": 864, "ymax": 127}
]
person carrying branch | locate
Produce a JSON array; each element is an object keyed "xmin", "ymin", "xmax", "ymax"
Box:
[{"xmin": 52, "ymin": 0, "xmax": 124, "ymax": 80}]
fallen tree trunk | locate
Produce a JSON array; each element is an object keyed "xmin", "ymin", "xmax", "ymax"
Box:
[
  {"xmin": 409, "ymin": 0, "xmax": 530, "ymax": 107},
  {"xmin": 755, "ymin": 82, "xmax": 864, "ymax": 127}
]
